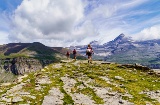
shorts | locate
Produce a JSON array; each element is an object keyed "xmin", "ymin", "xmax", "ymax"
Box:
[{"xmin": 87, "ymin": 52, "xmax": 92, "ymax": 56}]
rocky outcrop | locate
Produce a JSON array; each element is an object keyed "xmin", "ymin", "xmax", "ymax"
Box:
[{"xmin": 0, "ymin": 57, "xmax": 54, "ymax": 75}]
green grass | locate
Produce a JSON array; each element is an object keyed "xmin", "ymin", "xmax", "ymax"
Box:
[
  {"xmin": 60, "ymin": 86, "xmax": 74, "ymax": 105},
  {"xmin": 0, "ymin": 60, "xmax": 160, "ymax": 105},
  {"xmin": 105, "ymin": 64, "xmax": 160, "ymax": 104},
  {"xmin": 80, "ymin": 87, "xmax": 104, "ymax": 104}
]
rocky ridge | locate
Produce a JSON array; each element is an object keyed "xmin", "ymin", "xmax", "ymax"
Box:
[{"xmin": 0, "ymin": 60, "xmax": 159, "ymax": 105}]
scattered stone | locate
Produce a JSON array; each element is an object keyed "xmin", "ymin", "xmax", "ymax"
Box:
[
  {"xmin": 61, "ymin": 76, "xmax": 77, "ymax": 93},
  {"xmin": 155, "ymin": 90, "xmax": 160, "ymax": 93},
  {"xmin": 119, "ymin": 100, "xmax": 124, "ymax": 104},
  {"xmin": 122, "ymin": 94, "xmax": 133, "ymax": 99},
  {"xmin": 115, "ymin": 76, "xmax": 124, "ymax": 81},
  {"xmin": 35, "ymin": 85, "xmax": 42, "ymax": 90},
  {"xmin": 42, "ymin": 88, "xmax": 64, "ymax": 105},
  {"xmin": 53, "ymin": 63, "xmax": 62, "ymax": 68},
  {"xmin": 12, "ymin": 96, "xmax": 23, "ymax": 102},
  {"xmin": 140, "ymin": 90, "xmax": 160, "ymax": 103},
  {"xmin": 1, "ymin": 96, "xmax": 11, "ymax": 103},
  {"xmin": 0, "ymin": 83, "xmax": 12, "ymax": 87},
  {"xmin": 27, "ymin": 95, "xmax": 36, "ymax": 99},
  {"xmin": 148, "ymin": 71, "xmax": 155, "ymax": 75},
  {"xmin": 91, "ymin": 86, "xmax": 134, "ymax": 105},
  {"xmin": 145, "ymin": 101, "xmax": 153, "ymax": 105},
  {"xmin": 7, "ymin": 83, "xmax": 26, "ymax": 94},
  {"xmin": 41, "ymin": 69, "xmax": 46, "ymax": 72},
  {"xmin": 19, "ymin": 92, "xmax": 30, "ymax": 95},
  {"xmin": 77, "ymin": 84, "xmax": 85, "ymax": 90},
  {"xmin": 119, "ymin": 84, "xmax": 125, "ymax": 88},
  {"xmin": 100, "ymin": 76, "xmax": 110, "ymax": 82},
  {"xmin": 17, "ymin": 74, "xmax": 28, "ymax": 83},
  {"xmin": 36, "ymin": 77, "xmax": 51, "ymax": 85},
  {"xmin": 72, "ymin": 93, "xmax": 96, "ymax": 105},
  {"xmin": 106, "ymin": 92, "xmax": 117, "ymax": 96}
]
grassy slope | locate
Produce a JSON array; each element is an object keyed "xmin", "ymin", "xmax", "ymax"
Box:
[
  {"xmin": 0, "ymin": 43, "xmax": 67, "ymax": 61},
  {"xmin": 0, "ymin": 60, "xmax": 159, "ymax": 105},
  {"xmin": 0, "ymin": 43, "xmax": 86, "ymax": 61}
]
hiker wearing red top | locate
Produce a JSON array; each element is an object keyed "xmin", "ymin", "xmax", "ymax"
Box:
[
  {"xmin": 73, "ymin": 49, "xmax": 77, "ymax": 60},
  {"xmin": 86, "ymin": 44, "xmax": 93, "ymax": 63},
  {"xmin": 66, "ymin": 51, "xmax": 70, "ymax": 60}
]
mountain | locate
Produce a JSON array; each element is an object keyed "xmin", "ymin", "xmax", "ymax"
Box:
[
  {"xmin": 105, "ymin": 36, "xmax": 160, "ymax": 68},
  {"xmin": 0, "ymin": 42, "xmax": 64, "ymax": 61},
  {"xmin": 0, "ymin": 42, "xmax": 86, "ymax": 63},
  {"xmin": 69, "ymin": 34, "xmax": 160, "ymax": 68}
]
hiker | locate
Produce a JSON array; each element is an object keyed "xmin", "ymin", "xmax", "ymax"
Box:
[
  {"xmin": 73, "ymin": 49, "xmax": 77, "ymax": 60},
  {"xmin": 66, "ymin": 51, "xmax": 70, "ymax": 60},
  {"xmin": 86, "ymin": 44, "xmax": 93, "ymax": 63}
]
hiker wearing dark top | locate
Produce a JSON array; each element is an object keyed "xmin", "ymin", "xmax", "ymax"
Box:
[
  {"xmin": 86, "ymin": 44, "xmax": 93, "ymax": 63},
  {"xmin": 73, "ymin": 49, "xmax": 77, "ymax": 60},
  {"xmin": 66, "ymin": 51, "xmax": 70, "ymax": 60}
]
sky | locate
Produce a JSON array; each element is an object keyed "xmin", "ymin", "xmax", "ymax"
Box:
[{"xmin": 0, "ymin": 0, "xmax": 160, "ymax": 47}]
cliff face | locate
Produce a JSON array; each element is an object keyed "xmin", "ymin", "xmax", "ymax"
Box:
[{"xmin": 0, "ymin": 57, "xmax": 54, "ymax": 75}]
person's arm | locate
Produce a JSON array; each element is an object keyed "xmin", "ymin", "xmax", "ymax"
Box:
[{"xmin": 91, "ymin": 48, "xmax": 94, "ymax": 54}]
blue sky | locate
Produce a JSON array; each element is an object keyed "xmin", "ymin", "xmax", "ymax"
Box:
[
  {"xmin": 0, "ymin": 0, "xmax": 21, "ymax": 12},
  {"xmin": 0, "ymin": 0, "xmax": 160, "ymax": 46}
]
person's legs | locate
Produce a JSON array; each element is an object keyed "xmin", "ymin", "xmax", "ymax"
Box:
[
  {"xmin": 74, "ymin": 54, "xmax": 76, "ymax": 60},
  {"xmin": 88, "ymin": 56, "xmax": 91, "ymax": 63},
  {"xmin": 90, "ymin": 55, "xmax": 92, "ymax": 63},
  {"xmin": 67, "ymin": 55, "xmax": 69, "ymax": 60}
]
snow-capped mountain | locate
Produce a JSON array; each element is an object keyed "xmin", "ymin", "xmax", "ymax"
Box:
[{"xmin": 69, "ymin": 33, "xmax": 160, "ymax": 68}]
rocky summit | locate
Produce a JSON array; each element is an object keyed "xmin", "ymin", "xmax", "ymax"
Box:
[{"xmin": 0, "ymin": 60, "xmax": 159, "ymax": 105}]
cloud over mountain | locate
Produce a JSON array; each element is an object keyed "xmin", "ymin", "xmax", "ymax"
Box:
[{"xmin": 133, "ymin": 25, "xmax": 160, "ymax": 41}]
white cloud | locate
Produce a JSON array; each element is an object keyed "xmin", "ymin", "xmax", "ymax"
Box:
[
  {"xmin": 1, "ymin": 0, "xmax": 159, "ymax": 46},
  {"xmin": 83, "ymin": 0, "xmax": 152, "ymax": 44},
  {"xmin": 0, "ymin": 12, "xmax": 11, "ymax": 32},
  {"xmin": 9, "ymin": 0, "xmax": 97, "ymax": 46},
  {"xmin": 133, "ymin": 25, "xmax": 160, "ymax": 41},
  {"xmin": 0, "ymin": 31, "xmax": 10, "ymax": 44},
  {"xmin": 120, "ymin": 0, "xmax": 149, "ymax": 9},
  {"xmin": 0, "ymin": 12, "xmax": 11, "ymax": 45}
]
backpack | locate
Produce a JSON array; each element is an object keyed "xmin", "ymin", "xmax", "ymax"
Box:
[
  {"xmin": 86, "ymin": 48, "xmax": 92, "ymax": 53},
  {"xmin": 73, "ymin": 50, "xmax": 76, "ymax": 54},
  {"xmin": 66, "ymin": 51, "xmax": 70, "ymax": 55}
]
